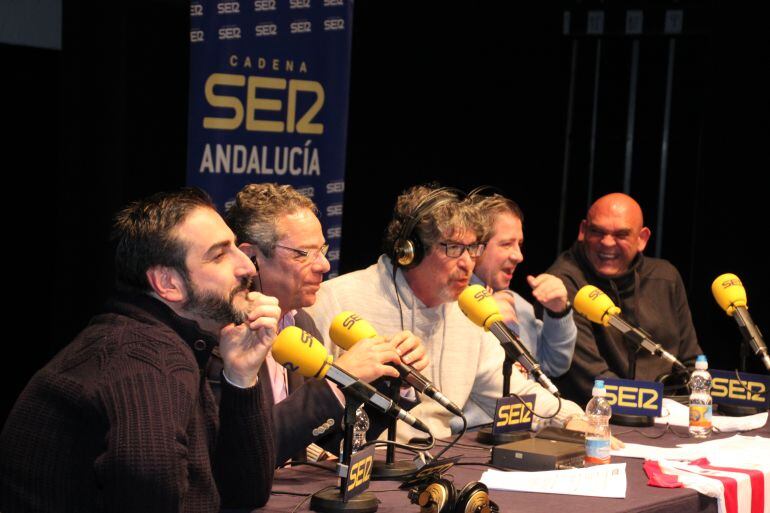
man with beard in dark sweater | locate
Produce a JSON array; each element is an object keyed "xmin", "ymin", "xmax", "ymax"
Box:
[
  {"xmin": 0, "ymin": 188, "xmax": 279, "ymax": 513},
  {"xmin": 548, "ymin": 193, "xmax": 702, "ymax": 404}
]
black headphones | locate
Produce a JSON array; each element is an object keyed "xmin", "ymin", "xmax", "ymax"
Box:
[
  {"xmin": 392, "ymin": 186, "xmax": 464, "ymax": 268},
  {"xmin": 408, "ymin": 478, "xmax": 498, "ymax": 513},
  {"xmin": 466, "ymin": 185, "xmax": 505, "ymax": 201}
]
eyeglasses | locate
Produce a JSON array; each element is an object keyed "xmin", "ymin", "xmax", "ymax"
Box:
[
  {"xmin": 438, "ymin": 242, "xmax": 485, "ymax": 258},
  {"xmin": 275, "ymin": 243, "xmax": 330, "ymax": 263}
]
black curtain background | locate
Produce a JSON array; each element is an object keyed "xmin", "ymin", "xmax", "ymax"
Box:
[{"xmin": 3, "ymin": 1, "xmax": 768, "ymax": 423}]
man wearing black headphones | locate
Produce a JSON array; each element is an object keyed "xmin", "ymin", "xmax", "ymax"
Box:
[
  {"xmin": 217, "ymin": 183, "xmax": 428, "ymax": 464},
  {"xmin": 307, "ymin": 184, "xmax": 587, "ymax": 441}
]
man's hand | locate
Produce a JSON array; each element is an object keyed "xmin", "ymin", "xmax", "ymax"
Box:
[
  {"xmin": 335, "ymin": 336, "xmax": 401, "ymax": 383},
  {"xmin": 492, "ymin": 290, "xmax": 519, "ymax": 325},
  {"xmin": 390, "ymin": 330, "xmax": 428, "ymax": 372},
  {"xmin": 527, "ymin": 274, "xmax": 569, "ymax": 314},
  {"xmin": 219, "ymin": 292, "xmax": 281, "ymax": 388}
]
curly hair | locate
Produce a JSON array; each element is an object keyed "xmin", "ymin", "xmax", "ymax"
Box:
[
  {"xmin": 384, "ymin": 184, "xmax": 488, "ymax": 260},
  {"xmin": 224, "ymin": 183, "xmax": 317, "ymax": 257},
  {"xmin": 113, "ymin": 187, "xmax": 214, "ymax": 292}
]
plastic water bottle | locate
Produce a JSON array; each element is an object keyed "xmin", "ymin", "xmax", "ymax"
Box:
[
  {"xmin": 340, "ymin": 405, "xmax": 370, "ymax": 460},
  {"xmin": 688, "ymin": 355, "xmax": 713, "ymax": 438},
  {"xmin": 351, "ymin": 405, "xmax": 370, "ymax": 451},
  {"xmin": 584, "ymin": 379, "xmax": 612, "ymax": 465}
]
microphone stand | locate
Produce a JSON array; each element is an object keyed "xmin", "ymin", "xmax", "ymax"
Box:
[
  {"xmin": 477, "ymin": 355, "xmax": 530, "ymax": 445},
  {"xmin": 371, "ymin": 377, "xmax": 417, "ymax": 480},
  {"xmin": 719, "ymin": 338, "xmax": 765, "ymax": 416},
  {"xmin": 611, "ymin": 343, "xmax": 654, "ymax": 427},
  {"xmin": 310, "ymin": 390, "xmax": 378, "ymax": 513}
]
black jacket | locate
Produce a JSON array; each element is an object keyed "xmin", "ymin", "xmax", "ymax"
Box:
[{"xmin": 548, "ymin": 243, "xmax": 703, "ymax": 404}]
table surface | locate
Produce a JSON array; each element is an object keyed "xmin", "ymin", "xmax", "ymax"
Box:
[{"xmin": 259, "ymin": 418, "xmax": 770, "ymax": 513}]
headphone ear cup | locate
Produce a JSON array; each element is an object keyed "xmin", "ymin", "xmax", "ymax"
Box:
[
  {"xmin": 393, "ymin": 186, "xmax": 459, "ymax": 269},
  {"xmin": 413, "ymin": 478, "xmax": 456, "ymax": 513},
  {"xmin": 396, "ymin": 236, "xmax": 424, "ymax": 268},
  {"xmin": 455, "ymin": 482, "xmax": 494, "ymax": 513},
  {"xmin": 394, "ymin": 238, "xmax": 415, "ymax": 267},
  {"xmin": 408, "ymin": 235, "xmax": 425, "ymax": 267}
]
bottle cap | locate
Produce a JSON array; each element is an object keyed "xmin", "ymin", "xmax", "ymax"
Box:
[
  {"xmin": 592, "ymin": 379, "xmax": 606, "ymax": 397},
  {"xmin": 695, "ymin": 354, "xmax": 708, "ymax": 370}
]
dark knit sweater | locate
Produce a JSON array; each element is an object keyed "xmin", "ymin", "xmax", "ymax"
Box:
[
  {"xmin": 0, "ymin": 292, "xmax": 275, "ymax": 513},
  {"xmin": 548, "ymin": 243, "xmax": 703, "ymax": 404}
]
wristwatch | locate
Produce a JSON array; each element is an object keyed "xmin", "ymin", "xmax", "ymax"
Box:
[{"xmin": 546, "ymin": 300, "xmax": 572, "ymax": 319}]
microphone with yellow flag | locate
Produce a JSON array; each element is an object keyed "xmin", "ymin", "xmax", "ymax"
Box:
[
  {"xmin": 712, "ymin": 273, "xmax": 770, "ymax": 371},
  {"xmin": 573, "ymin": 285, "xmax": 687, "ymax": 372},
  {"xmin": 272, "ymin": 326, "xmax": 431, "ymax": 433}
]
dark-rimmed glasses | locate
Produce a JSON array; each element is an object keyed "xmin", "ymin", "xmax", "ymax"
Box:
[{"xmin": 438, "ymin": 242, "xmax": 485, "ymax": 258}]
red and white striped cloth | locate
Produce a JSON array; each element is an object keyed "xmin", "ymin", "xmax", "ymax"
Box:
[{"xmin": 644, "ymin": 458, "xmax": 770, "ymax": 513}]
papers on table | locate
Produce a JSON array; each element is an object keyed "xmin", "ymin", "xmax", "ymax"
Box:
[
  {"xmin": 612, "ymin": 434, "xmax": 770, "ymax": 466},
  {"xmin": 480, "ymin": 463, "xmax": 627, "ymax": 498},
  {"xmin": 611, "ymin": 399, "xmax": 768, "ymax": 462},
  {"xmin": 654, "ymin": 398, "xmax": 768, "ymax": 431}
]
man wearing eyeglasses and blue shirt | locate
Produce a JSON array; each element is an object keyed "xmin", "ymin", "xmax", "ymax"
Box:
[
  {"xmin": 217, "ymin": 183, "xmax": 428, "ymax": 464},
  {"xmin": 307, "ymin": 185, "xmax": 586, "ymax": 441}
]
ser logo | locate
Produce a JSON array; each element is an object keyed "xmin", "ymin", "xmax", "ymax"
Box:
[
  {"xmin": 324, "ymin": 18, "xmax": 345, "ymax": 31},
  {"xmin": 296, "ymin": 186, "xmax": 315, "ymax": 197},
  {"xmin": 190, "ymin": 30, "xmax": 205, "ymax": 42},
  {"xmin": 190, "ymin": 3, "xmax": 203, "ymax": 16},
  {"xmin": 342, "ymin": 313, "xmax": 363, "ymax": 329},
  {"xmin": 218, "ymin": 26, "xmax": 242, "ymax": 40},
  {"xmin": 326, "ymin": 181, "xmax": 344, "ymax": 194},
  {"xmin": 324, "ymin": 0, "xmax": 344, "ymax": 5},
  {"xmin": 604, "ymin": 385, "xmax": 659, "ymax": 411},
  {"xmin": 300, "ymin": 330, "xmax": 314, "ymax": 346},
  {"xmin": 203, "ymin": 74, "xmax": 325, "ymax": 134},
  {"xmin": 255, "ymin": 23, "xmax": 278, "ymax": 37},
  {"xmin": 720, "ymin": 278, "xmax": 743, "ymax": 289},
  {"xmin": 290, "ymin": 20, "xmax": 312, "ymax": 34},
  {"xmin": 473, "ymin": 289, "xmax": 492, "ymax": 301},
  {"xmin": 327, "ymin": 204, "xmax": 343, "ymax": 217},
  {"xmin": 495, "ymin": 402, "xmax": 533, "ymax": 427},
  {"xmin": 346, "ymin": 454, "xmax": 373, "ymax": 492},
  {"xmin": 217, "ymin": 2, "xmax": 240, "ymax": 14},
  {"xmin": 712, "ymin": 378, "xmax": 766, "ymax": 403},
  {"xmin": 253, "ymin": 0, "xmax": 276, "ymax": 11},
  {"xmin": 290, "ymin": 0, "xmax": 311, "ymax": 8},
  {"xmin": 327, "ymin": 227, "xmax": 342, "ymax": 239},
  {"xmin": 588, "ymin": 288, "xmax": 603, "ymax": 301}
]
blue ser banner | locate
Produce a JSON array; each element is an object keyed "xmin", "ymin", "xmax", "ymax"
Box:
[
  {"xmin": 602, "ymin": 378, "xmax": 664, "ymax": 417},
  {"xmin": 187, "ymin": 0, "xmax": 353, "ymax": 277},
  {"xmin": 710, "ymin": 369, "xmax": 770, "ymax": 410}
]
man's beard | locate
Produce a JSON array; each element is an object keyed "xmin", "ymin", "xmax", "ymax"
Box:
[
  {"xmin": 183, "ymin": 275, "xmax": 253, "ymax": 326},
  {"xmin": 437, "ymin": 270, "xmax": 471, "ymax": 304}
]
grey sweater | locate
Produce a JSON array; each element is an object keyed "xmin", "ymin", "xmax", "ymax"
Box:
[{"xmin": 306, "ymin": 255, "xmax": 584, "ymax": 441}]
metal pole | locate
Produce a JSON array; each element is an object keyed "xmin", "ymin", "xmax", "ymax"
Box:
[
  {"xmin": 557, "ymin": 37, "xmax": 579, "ymax": 254},
  {"xmin": 624, "ymin": 39, "xmax": 640, "ymax": 193},
  {"xmin": 656, "ymin": 39, "xmax": 676, "ymax": 257}
]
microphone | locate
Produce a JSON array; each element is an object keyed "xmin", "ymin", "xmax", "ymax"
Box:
[
  {"xmin": 329, "ymin": 311, "xmax": 464, "ymax": 417},
  {"xmin": 458, "ymin": 285, "xmax": 560, "ymax": 396},
  {"xmin": 573, "ymin": 285, "xmax": 688, "ymax": 372},
  {"xmin": 272, "ymin": 326, "xmax": 432, "ymax": 433},
  {"xmin": 712, "ymin": 273, "xmax": 770, "ymax": 371}
]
